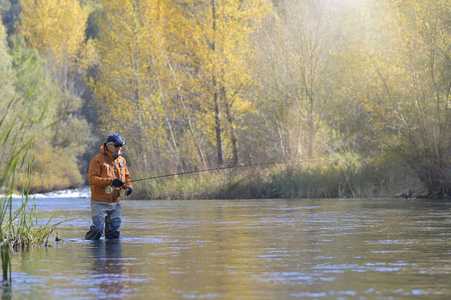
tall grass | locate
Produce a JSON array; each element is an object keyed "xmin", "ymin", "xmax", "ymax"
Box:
[{"xmin": 136, "ymin": 152, "xmax": 411, "ymax": 200}]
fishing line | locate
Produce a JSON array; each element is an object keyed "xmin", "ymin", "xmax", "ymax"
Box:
[{"xmin": 126, "ymin": 161, "xmax": 290, "ymax": 184}]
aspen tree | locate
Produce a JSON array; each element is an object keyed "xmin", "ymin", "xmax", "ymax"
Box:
[
  {"xmin": 91, "ymin": 0, "xmax": 188, "ymax": 174},
  {"xmin": 19, "ymin": 0, "xmax": 96, "ymax": 76},
  {"xmin": 177, "ymin": 0, "xmax": 271, "ymax": 166},
  {"xmin": 19, "ymin": 0, "xmax": 95, "ymax": 150}
]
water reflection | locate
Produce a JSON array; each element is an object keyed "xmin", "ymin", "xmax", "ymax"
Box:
[
  {"xmin": 1, "ymin": 286, "xmax": 11, "ymax": 300},
  {"xmin": 89, "ymin": 239, "xmax": 131, "ymax": 299}
]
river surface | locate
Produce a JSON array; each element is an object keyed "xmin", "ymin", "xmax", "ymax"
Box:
[{"xmin": 3, "ymin": 187, "xmax": 451, "ymax": 299}]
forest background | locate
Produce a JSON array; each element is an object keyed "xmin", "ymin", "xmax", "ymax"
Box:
[{"xmin": 0, "ymin": 0, "xmax": 450, "ymax": 199}]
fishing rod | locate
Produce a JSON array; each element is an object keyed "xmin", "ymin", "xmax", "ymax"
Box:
[
  {"xmin": 128, "ymin": 161, "xmax": 290, "ymax": 184},
  {"xmin": 105, "ymin": 162, "xmax": 289, "ymax": 194},
  {"xmin": 106, "ymin": 161, "xmax": 290, "ymax": 195}
]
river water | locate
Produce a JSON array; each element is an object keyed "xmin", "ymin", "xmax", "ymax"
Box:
[{"xmin": 4, "ymin": 187, "xmax": 451, "ymax": 299}]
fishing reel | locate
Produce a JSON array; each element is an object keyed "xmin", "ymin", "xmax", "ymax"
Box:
[
  {"xmin": 105, "ymin": 185, "xmax": 127, "ymax": 197},
  {"xmin": 105, "ymin": 186, "xmax": 114, "ymax": 194}
]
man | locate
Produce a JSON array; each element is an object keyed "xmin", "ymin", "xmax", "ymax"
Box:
[{"xmin": 85, "ymin": 134, "xmax": 133, "ymax": 240}]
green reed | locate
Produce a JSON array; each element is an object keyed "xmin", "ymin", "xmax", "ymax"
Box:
[{"xmin": 0, "ymin": 97, "xmax": 69, "ymax": 285}]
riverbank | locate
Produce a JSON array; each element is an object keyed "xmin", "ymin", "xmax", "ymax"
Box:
[{"xmin": 131, "ymin": 158, "xmax": 423, "ymax": 200}]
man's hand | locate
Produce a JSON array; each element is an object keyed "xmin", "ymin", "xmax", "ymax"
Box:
[
  {"xmin": 112, "ymin": 179, "xmax": 124, "ymax": 187},
  {"xmin": 125, "ymin": 187, "xmax": 133, "ymax": 196}
]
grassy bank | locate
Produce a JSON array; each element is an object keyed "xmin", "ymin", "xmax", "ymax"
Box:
[{"xmin": 132, "ymin": 153, "xmax": 421, "ymax": 200}]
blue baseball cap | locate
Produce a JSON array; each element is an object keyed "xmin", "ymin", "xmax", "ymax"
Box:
[{"xmin": 106, "ymin": 134, "xmax": 126, "ymax": 145}]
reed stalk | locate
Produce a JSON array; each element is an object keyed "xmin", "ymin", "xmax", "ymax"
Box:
[{"xmin": 0, "ymin": 97, "xmax": 70, "ymax": 285}]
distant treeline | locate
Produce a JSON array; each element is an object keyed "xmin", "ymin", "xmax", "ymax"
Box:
[{"xmin": 0, "ymin": 0, "xmax": 450, "ymax": 197}]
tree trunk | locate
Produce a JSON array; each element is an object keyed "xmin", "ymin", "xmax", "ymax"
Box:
[
  {"xmin": 212, "ymin": 0, "xmax": 224, "ymax": 167},
  {"xmin": 214, "ymin": 86, "xmax": 225, "ymax": 166},
  {"xmin": 224, "ymin": 98, "xmax": 239, "ymax": 166}
]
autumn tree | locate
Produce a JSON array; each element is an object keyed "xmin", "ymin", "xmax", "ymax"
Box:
[
  {"xmin": 17, "ymin": 0, "xmax": 97, "ymax": 188},
  {"xmin": 91, "ymin": 0, "xmax": 271, "ymax": 175},
  {"xmin": 177, "ymin": 0, "xmax": 272, "ymax": 166},
  {"xmin": 19, "ymin": 0, "xmax": 96, "ymax": 150},
  {"xmin": 19, "ymin": 0, "xmax": 97, "ymax": 76},
  {"xmin": 90, "ymin": 0, "xmax": 188, "ymax": 175},
  {"xmin": 344, "ymin": 0, "xmax": 451, "ymax": 195}
]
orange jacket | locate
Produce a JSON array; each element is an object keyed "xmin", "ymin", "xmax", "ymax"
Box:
[{"xmin": 88, "ymin": 144, "xmax": 132, "ymax": 202}]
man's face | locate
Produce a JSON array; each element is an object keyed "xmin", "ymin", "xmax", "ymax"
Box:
[{"xmin": 107, "ymin": 142, "xmax": 123, "ymax": 155}]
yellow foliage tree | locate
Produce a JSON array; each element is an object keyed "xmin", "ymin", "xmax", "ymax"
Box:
[
  {"xmin": 19, "ymin": 0, "xmax": 96, "ymax": 75},
  {"xmin": 91, "ymin": 0, "xmax": 185, "ymax": 175},
  {"xmin": 20, "ymin": 0, "xmax": 96, "ymax": 149},
  {"xmin": 91, "ymin": 0, "xmax": 272, "ymax": 175},
  {"xmin": 19, "ymin": 0, "xmax": 97, "ymax": 190},
  {"xmin": 177, "ymin": 0, "xmax": 272, "ymax": 166}
]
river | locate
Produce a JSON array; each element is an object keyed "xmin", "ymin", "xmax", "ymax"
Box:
[{"xmin": 4, "ymin": 187, "xmax": 451, "ymax": 299}]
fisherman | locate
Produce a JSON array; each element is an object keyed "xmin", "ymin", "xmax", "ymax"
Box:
[{"xmin": 85, "ymin": 134, "xmax": 133, "ymax": 240}]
